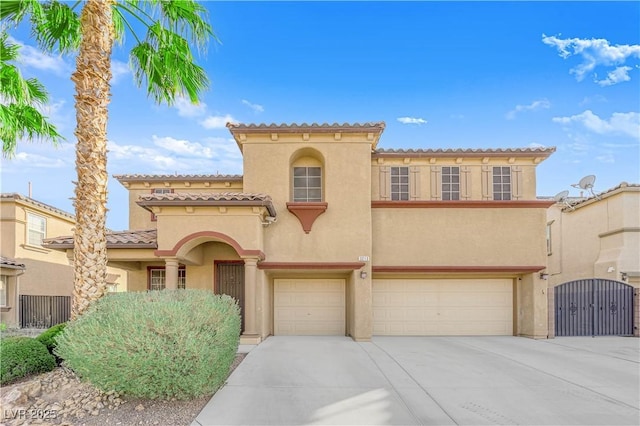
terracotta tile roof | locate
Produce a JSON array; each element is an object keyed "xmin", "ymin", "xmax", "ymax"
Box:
[
  {"xmin": 373, "ymin": 147, "xmax": 556, "ymax": 157},
  {"xmin": 227, "ymin": 122, "xmax": 386, "ymax": 133},
  {"xmin": 1, "ymin": 193, "xmax": 74, "ymax": 220},
  {"xmin": 137, "ymin": 192, "xmax": 277, "ymax": 217},
  {"xmin": 0, "ymin": 256, "xmax": 26, "ymax": 270},
  {"xmin": 567, "ymin": 182, "xmax": 640, "ymax": 210},
  {"xmin": 43, "ymin": 229, "xmax": 158, "ymax": 250},
  {"xmin": 113, "ymin": 174, "xmax": 243, "ymax": 183}
]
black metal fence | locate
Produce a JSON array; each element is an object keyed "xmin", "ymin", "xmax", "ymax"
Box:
[
  {"xmin": 19, "ymin": 295, "xmax": 71, "ymax": 328},
  {"xmin": 555, "ymin": 279, "xmax": 633, "ymax": 337}
]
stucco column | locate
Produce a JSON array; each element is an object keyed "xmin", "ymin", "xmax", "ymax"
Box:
[
  {"xmin": 243, "ymin": 258, "xmax": 258, "ymax": 337},
  {"xmin": 165, "ymin": 258, "xmax": 179, "ymax": 290}
]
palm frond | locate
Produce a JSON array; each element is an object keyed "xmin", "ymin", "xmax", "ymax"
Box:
[
  {"xmin": 32, "ymin": 1, "xmax": 81, "ymax": 53},
  {"xmin": 0, "ymin": 103, "xmax": 63, "ymax": 157},
  {"xmin": 130, "ymin": 22, "xmax": 209, "ymax": 105},
  {"xmin": 0, "ymin": 0, "xmax": 43, "ymax": 23}
]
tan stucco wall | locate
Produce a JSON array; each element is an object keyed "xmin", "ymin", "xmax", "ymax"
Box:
[
  {"xmin": 516, "ymin": 274, "xmax": 548, "ymax": 338},
  {"xmin": 0, "ymin": 269, "xmax": 21, "ymax": 326},
  {"xmin": 124, "ymin": 180, "xmax": 244, "ymax": 230},
  {"xmin": 371, "ymin": 159, "xmax": 538, "ymax": 200},
  {"xmin": 547, "ymin": 188, "xmax": 640, "ymax": 287},
  {"xmin": 372, "ymin": 207, "xmax": 548, "ymax": 267},
  {"xmin": 240, "ymin": 135, "xmax": 374, "ymax": 340}
]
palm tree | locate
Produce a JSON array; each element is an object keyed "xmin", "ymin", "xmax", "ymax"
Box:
[
  {"xmin": 1, "ymin": 0, "xmax": 213, "ymax": 318},
  {"xmin": 0, "ymin": 33, "xmax": 64, "ymax": 157}
]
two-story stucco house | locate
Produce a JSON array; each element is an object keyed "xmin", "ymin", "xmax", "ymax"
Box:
[
  {"xmin": 545, "ymin": 182, "xmax": 639, "ymax": 337},
  {"xmin": 44, "ymin": 122, "xmax": 556, "ymax": 344},
  {"xmin": 1, "ymin": 193, "xmax": 127, "ymax": 327}
]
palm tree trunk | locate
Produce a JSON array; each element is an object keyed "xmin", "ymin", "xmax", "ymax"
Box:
[{"xmin": 70, "ymin": 0, "xmax": 114, "ymax": 319}]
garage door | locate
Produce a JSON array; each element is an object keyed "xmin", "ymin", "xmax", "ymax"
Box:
[
  {"xmin": 274, "ymin": 279, "xmax": 345, "ymax": 335},
  {"xmin": 373, "ymin": 279, "xmax": 513, "ymax": 335}
]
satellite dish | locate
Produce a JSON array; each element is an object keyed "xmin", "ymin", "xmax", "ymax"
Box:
[
  {"xmin": 554, "ymin": 190, "xmax": 574, "ymax": 210},
  {"xmin": 571, "ymin": 175, "xmax": 600, "ymax": 199},
  {"xmin": 554, "ymin": 190, "xmax": 569, "ymax": 202}
]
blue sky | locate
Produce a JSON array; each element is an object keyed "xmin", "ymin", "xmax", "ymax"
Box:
[{"xmin": 1, "ymin": 1, "xmax": 639, "ymax": 231}]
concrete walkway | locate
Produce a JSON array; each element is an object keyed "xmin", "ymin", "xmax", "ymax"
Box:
[{"xmin": 193, "ymin": 336, "xmax": 640, "ymax": 425}]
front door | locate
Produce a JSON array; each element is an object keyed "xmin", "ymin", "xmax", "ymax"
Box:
[{"xmin": 215, "ymin": 262, "xmax": 245, "ymax": 332}]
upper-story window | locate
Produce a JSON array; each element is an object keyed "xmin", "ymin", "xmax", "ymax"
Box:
[
  {"xmin": 390, "ymin": 167, "xmax": 409, "ymax": 200},
  {"xmin": 492, "ymin": 167, "xmax": 512, "ymax": 200},
  {"xmin": 293, "ymin": 167, "xmax": 322, "ymax": 202},
  {"xmin": 151, "ymin": 188, "xmax": 173, "ymax": 221},
  {"xmin": 27, "ymin": 212, "xmax": 46, "ymax": 246},
  {"xmin": 442, "ymin": 167, "xmax": 460, "ymax": 200}
]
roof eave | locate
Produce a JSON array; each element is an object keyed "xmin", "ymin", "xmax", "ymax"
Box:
[{"xmin": 137, "ymin": 199, "xmax": 277, "ymax": 217}]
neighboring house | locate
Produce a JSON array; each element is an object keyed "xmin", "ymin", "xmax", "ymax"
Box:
[
  {"xmin": 544, "ymin": 183, "xmax": 640, "ymax": 337},
  {"xmin": 0, "ymin": 256, "xmax": 25, "ymax": 326},
  {"xmin": 45, "ymin": 122, "xmax": 556, "ymax": 344},
  {"xmin": 0, "ymin": 193, "xmax": 126, "ymax": 327}
]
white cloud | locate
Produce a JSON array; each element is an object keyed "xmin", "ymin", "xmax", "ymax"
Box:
[
  {"xmin": 542, "ymin": 34, "xmax": 640, "ymax": 84},
  {"xmin": 579, "ymin": 95, "xmax": 607, "ymax": 106},
  {"xmin": 200, "ymin": 114, "xmax": 236, "ymax": 129},
  {"xmin": 506, "ymin": 99, "xmax": 551, "ymax": 120},
  {"xmin": 242, "ymin": 99, "xmax": 264, "ymax": 113},
  {"xmin": 9, "ymin": 37, "xmax": 70, "ymax": 76},
  {"xmin": 397, "ymin": 116, "xmax": 427, "ymax": 125},
  {"xmin": 152, "ymin": 135, "xmax": 214, "ymax": 158},
  {"xmin": 107, "ymin": 140, "xmax": 179, "ymax": 170},
  {"xmin": 595, "ymin": 153, "xmax": 615, "ymax": 164},
  {"xmin": 174, "ymin": 97, "xmax": 208, "ymax": 118},
  {"xmin": 596, "ymin": 66, "xmax": 632, "ymax": 86},
  {"xmin": 8, "ymin": 152, "xmax": 67, "ymax": 169},
  {"xmin": 552, "ymin": 110, "xmax": 639, "ymax": 140},
  {"xmin": 111, "ymin": 60, "xmax": 130, "ymax": 84}
]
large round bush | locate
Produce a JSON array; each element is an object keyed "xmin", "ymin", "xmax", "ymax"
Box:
[
  {"xmin": 55, "ymin": 290, "xmax": 241, "ymax": 399},
  {"xmin": 0, "ymin": 337, "xmax": 56, "ymax": 384}
]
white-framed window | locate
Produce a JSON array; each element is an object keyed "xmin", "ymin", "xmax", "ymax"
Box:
[
  {"xmin": 27, "ymin": 212, "xmax": 46, "ymax": 246},
  {"xmin": 148, "ymin": 267, "xmax": 186, "ymax": 290},
  {"xmin": 293, "ymin": 166, "xmax": 322, "ymax": 202},
  {"xmin": 390, "ymin": 166, "xmax": 409, "ymax": 200},
  {"xmin": 442, "ymin": 166, "xmax": 460, "ymax": 200},
  {"xmin": 492, "ymin": 167, "xmax": 512, "ymax": 200},
  {"xmin": 0, "ymin": 275, "xmax": 7, "ymax": 306}
]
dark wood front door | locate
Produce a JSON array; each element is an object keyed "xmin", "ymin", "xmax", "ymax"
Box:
[{"xmin": 215, "ymin": 262, "xmax": 245, "ymax": 332}]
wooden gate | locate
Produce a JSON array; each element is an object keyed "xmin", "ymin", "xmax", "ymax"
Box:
[
  {"xmin": 555, "ymin": 279, "xmax": 633, "ymax": 336},
  {"xmin": 215, "ymin": 262, "xmax": 245, "ymax": 331}
]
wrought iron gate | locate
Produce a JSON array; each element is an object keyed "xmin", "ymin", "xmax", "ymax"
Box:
[
  {"xmin": 215, "ymin": 262, "xmax": 245, "ymax": 332},
  {"xmin": 20, "ymin": 295, "xmax": 71, "ymax": 328},
  {"xmin": 555, "ymin": 279, "xmax": 633, "ymax": 336}
]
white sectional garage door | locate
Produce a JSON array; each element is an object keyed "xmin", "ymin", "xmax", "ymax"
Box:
[
  {"xmin": 274, "ymin": 279, "xmax": 345, "ymax": 335},
  {"xmin": 373, "ymin": 279, "xmax": 513, "ymax": 336}
]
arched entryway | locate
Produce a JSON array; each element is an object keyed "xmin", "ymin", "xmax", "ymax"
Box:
[{"xmin": 555, "ymin": 279, "xmax": 633, "ymax": 336}]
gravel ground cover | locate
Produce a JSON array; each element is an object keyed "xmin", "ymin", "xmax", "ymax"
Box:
[{"xmin": 0, "ymin": 354, "xmax": 245, "ymax": 426}]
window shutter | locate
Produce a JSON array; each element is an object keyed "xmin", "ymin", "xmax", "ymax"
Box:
[
  {"xmin": 481, "ymin": 166, "xmax": 491, "ymax": 200},
  {"xmin": 379, "ymin": 166, "xmax": 390, "ymax": 200},
  {"xmin": 461, "ymin": 166, "xmax": 471, "ymax": 200},
  {"xmin": 512, "ymin": 166, "xmax": 523, "ymax": 199},
  {"xmin": 410, "ymin": 166, "xmax": 420, "ymax": 200},
  {"xmin": 430, "ymin": 166, "xmax": 441, "ymax": 200}
]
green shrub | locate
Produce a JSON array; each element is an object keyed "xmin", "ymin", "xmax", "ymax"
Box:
[
  {"xmin": 56, "ymin": 289, "xmax": 241, "ymax": 399},
  {"xmin": 0, "ymin": 337, "xmax": 56, "ymax": 384},
  {"xmin": 36, "ymin": 322, "xmax": 67, "ymax": 355}
]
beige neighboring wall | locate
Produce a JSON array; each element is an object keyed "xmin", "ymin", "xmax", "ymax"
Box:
[{"xmin": 547, "ymin": 184, "xmax": 640, "ymax": 287}]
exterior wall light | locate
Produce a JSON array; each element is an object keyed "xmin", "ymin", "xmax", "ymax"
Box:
[
  {"xmin": 620, "ymin": 272, "xmax": 628, "ymax": 282},
  {"xmin": 539, "ymin": 273, "xmax": 549, "ymax": 280},
  {"xmin": 360, "ymin": 270, "xmax": 368, "ymax": 279}
]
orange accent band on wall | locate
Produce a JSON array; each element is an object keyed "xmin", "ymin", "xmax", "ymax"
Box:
[{"xmin": 371, "ymin": 200, "xmax": 555, "ymax": 208}]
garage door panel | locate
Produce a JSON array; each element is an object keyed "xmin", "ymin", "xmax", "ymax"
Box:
[
  {"xmin": 274, "ymin": 279, "xmax": 345, "ymax": 336},
  {"xmin": 373, "ymin": 279, "xmax": 513, "ymax": 336}
]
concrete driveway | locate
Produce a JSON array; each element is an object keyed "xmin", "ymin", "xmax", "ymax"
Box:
[{"xmin": 193, "ymin": 336, "xmax": 640, "ymax": 425}]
